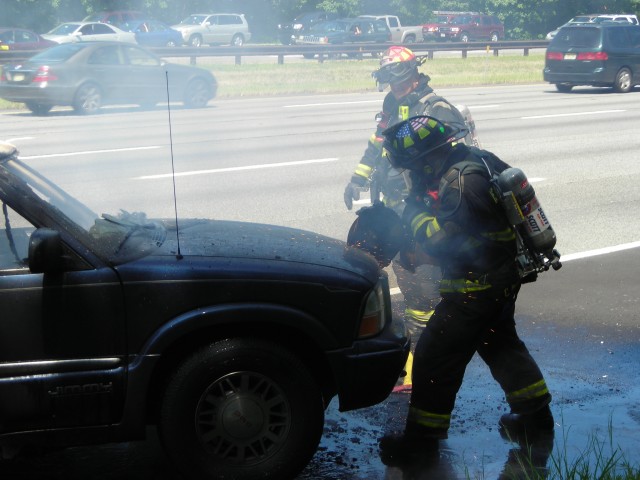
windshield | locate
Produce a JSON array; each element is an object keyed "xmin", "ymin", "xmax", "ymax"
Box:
[
  {"xmin": 30, "ymin": 43, "xmax": 86, "ymax": 63},
  {"xmin": 310, "ymin": 21, "xmax": 347, "ymax": 33},
  {"xmin": 180, "ymin": 15, "xmax": 207, "ymax": 25},
  {"xmin": 0, "ymin": 157, "xmax": 166, "ymax": 264},
  {"xmin": 47, "ymin": 23, "xmax": 80, "ymax": 35}
]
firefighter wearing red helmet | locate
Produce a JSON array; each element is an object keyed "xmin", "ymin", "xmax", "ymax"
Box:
[{"xmin": 343, "ymin": 46, "xmax": 474, "ymax": 343}]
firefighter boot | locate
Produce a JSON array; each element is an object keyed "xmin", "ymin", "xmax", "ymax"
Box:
[{"xmin": 499, "ymin": 405, "xmax": 554, "ymax": 439}]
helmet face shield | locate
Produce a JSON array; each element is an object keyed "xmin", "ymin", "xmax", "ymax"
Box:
[
  {"xmin": 373, "ymin": 60, "xmax": 416, "ymax": 85},
  {"xmin": 381, "ymin": 116, "xmax": 468, "ymax": 170}
]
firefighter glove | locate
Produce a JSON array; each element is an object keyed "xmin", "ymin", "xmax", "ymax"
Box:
[{"xmin": 344, "ymin": 182, "xmax": 363, "ymax": 210}]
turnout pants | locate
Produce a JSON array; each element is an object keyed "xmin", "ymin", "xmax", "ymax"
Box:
[{"xmin": 407, "ymin": 284, "xmax": 551, "ymax": 438}]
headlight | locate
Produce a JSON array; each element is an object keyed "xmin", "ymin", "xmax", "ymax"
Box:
[{"xmin": 357, "ymin": 279, "xmax": 388, "ymax": 338}]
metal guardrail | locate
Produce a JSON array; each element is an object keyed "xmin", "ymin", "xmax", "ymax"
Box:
[{"xmin": 0, "ymin": 40, "xmax": 550, "ymax": 66}]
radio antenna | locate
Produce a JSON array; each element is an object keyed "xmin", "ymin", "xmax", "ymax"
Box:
[{"xmin": 165, "ymin": 71, "xmax": 183, "ymax": 259}]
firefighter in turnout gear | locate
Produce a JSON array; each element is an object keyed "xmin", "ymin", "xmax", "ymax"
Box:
[
  {"xmin": 343, "ymin": 46, "xmax": 476, "ymax": 347},
  {"xmin": 378, "ymin": 116, "xmax": 554, "ymax": 459}
]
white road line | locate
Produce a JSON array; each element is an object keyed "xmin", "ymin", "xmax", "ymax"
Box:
[
  {"xmin": 137, "ymin": 157, "xmax": 340, "ymax": 180},
  {"xmin": 5, "ymin": 137, "xmax": 34, "ymax": 143},
  {"xmin": 390, "ymin": 240, "xmax": 640, "ymax": 296},
  {"xmin": 284, "ymin": 100, "xmax": 381, "ymax": 108},
  {"xmin": 522, "ymin": 110, "xmax": 625, "ymax": 120},
  {"xmin": 21, "ymin": 146, "xmax": 161, "ymax": 160}
]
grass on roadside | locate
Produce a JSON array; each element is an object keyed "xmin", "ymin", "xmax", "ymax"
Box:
[
  {"xmin": 209, "ymin": 53, "xmax": 546, "ymax": 98},
  {"xmin": 481, "ymin": 417, "xmax": 640, "ymax": 480}
]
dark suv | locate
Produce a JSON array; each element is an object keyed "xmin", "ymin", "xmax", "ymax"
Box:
[
  {"xmin": 544, "ymin": 23, "xmax": 640, "ymax": 93},
  {"xmin": 437, "ymin": 12, "xmax": 504, "ymax": 42},
  {"xmin": 277, "ymin": 11, "xmax": 339, "ymax": 44},
  {"xmin": 0, "ymin": 143, "xmax": 409, "ymax": 480}
]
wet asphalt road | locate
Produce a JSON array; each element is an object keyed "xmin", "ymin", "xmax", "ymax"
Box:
[{"xmin": 1, "ymin": 247, "xmax": 638, "ymax": 479}]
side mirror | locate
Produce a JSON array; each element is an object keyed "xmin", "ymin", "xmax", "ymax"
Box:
[{"xmin": 29, "ymin": 228, "xmax": 65, "ymax": 273}]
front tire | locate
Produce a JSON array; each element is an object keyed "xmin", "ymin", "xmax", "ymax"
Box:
[
  {"xmin": 460, "ymin": 32, "xmax": 470, "ymax": 43},
  {"xmin": 231, "ymin": 34, "xmax": 245, "ymax": 46},
  {"xmin": 490, "ymin": 32, "xmax": 499, "ymax": 42},
  {"xmin": 613, "ymin": 67, "xmax": 632, "ymax": 93},
  {"xmin": 555, "ymin": 83, "xmax": 573, "ymax": 93},
  {"xmin": 158, "ymin": 338, "xmax": 324, "ymax": 480},
  {"xmin": 189, "ymin": 34, "xmax": 203, "ymax": 47},
  {"xmin": 183, "ymin": 78, "xmax": 211, "ymax": 108},
  {"xmin": 73, "ymin": 82, "xmax": 101, "ymax": 114}
]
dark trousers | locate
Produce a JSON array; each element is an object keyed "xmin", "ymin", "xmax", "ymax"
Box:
[{"xmin": 408, "ymin": 285, "xmax": 551, "ymax": 436}]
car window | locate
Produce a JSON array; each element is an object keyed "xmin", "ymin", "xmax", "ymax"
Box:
[
  {"xmin": 387, "ymin": 17, "xmax": 399, "ymax": 28},
  {"xmin": 220, "ymin": 15, "xmax": 242, "ymax": 25},
  {"xmin": 0, "ymin": 31, "xmax": 12, "ymax": 43},
  {"xmin": 607, "ymin": 27, "xmax": 632, "ymax": 48},
  {"xmin": 0, "ymin": 203, "xmax": 33, "ymax": 272},
  {"xmin": 19, "ymin": 30, "xmax": 37, "ymax": 42},
  {"xmin": 552, "ymin": 27, "xmax": 601, "ymax": 48},
  {"xmin": 630, "ymin": 28, "xmax": 640, "ymax": 46},
  {"xmin": 88, "ymin": 45, "xmax": 123, "ymax": 65},
  {"xmin": 93, "ymin": 24, "xmax": 116, "ymax": 34},
  {"xmin": 79, "ymin": 24, "xmax": 94, "ymax": 35},
  {"xmin": 124, "ymin": 45, "xmax": 160, "ymax": 66},
  {"xmin": 373, "ymin": 20, "xmax": 388, "ymax": 33}
]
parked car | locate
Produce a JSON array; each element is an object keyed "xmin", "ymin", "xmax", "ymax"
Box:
[
  {"xmin": 0, "ymin": 27, "xmax": 56, "ymax": 51},
  {"xmin": 592, "ymin": 13, "xmax": 639, "ymax": 24},
  {"xmin": 121, "ymin": 19, "xmax": 182, "ymax": 47},
  {"xmin": 0, "ymin": 142, "xmax": 409, "ymax": 480},
  {"xmin": 437, "ymin": 12, "xmax": 504, "ymax": 42},
  {"xmin": 357, "ymin": 15, "xmax": 423, "ymax": 43},
  {"xmin": 171, "ymin": 13, "xmax": 251, "ymax": 47},
  {"xmin": 543, "ymin": 23, "xmax": 640, "ymax": 93},
  {"xmin": 295, "ymin": 18, "xmax": 390, "ymax": 58},
  {"xmin": 545, "ymin": 15, "xmax": 598, "ymax": 40},
  {"xmin": 277, "ymin": 11, "xmax": 339, "ymax": 45},
  {"xmin": 42, "ymin": 22, "xmax": 137, "ymax": 44},
  {"xmin": 0, "ymin": 41, "xmax": 216, "ymax": 115},
  {"xmin": 422, "ymin": 11, "xmax": 464, "ymax": 42},
  {"xmin": 82, "ymin": 10, "xmax": 145, "ymax": 28},
  {"xmin": 545, "ymin": 14, "xmax": 638, "ymax": 40}
]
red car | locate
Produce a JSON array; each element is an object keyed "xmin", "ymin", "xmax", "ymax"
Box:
[{"xmin": 0, "ymin": 27, "xmax": 56, "ymax": 51}]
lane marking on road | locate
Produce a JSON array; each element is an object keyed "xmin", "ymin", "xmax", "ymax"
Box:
[
  {"xmin": 5, "ymin": 137, "xmax": 34, "ymax": 143},
  {"xmin": 284, "ymin": 100, "xmax": 381, "ymax": 108},
  {"xmin": 468, "ymin": 104, "xmax": 501, "ymax": 109},
  {"xmin": 21, "ymin": 146, "xmax": 162, "ymax": 160},
  {"xmin": 560, "ymin": 240, "xmax": 640, "ymax": 262},
  {"xmin": 522, "ymin": 109, "xmax": 625, "ymax": 120},
  {"xmin": 137, "ymin": 157, "xmax": 340, "ymax": 179},
  {"xmin": 390, "ymin": 240, "xmax": 640, "ymax": 297}
]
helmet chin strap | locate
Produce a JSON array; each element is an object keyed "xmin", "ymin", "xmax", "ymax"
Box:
[{"xmin": 390, "ymin": 75, "xmax": 420, "ymax": 99}]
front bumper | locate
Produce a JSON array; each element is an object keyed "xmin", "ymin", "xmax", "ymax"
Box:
[{"xmin": 326, "ymin": 318, "xmax": 410, "ymax": 412}]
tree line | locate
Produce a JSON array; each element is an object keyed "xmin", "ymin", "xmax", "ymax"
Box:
[{"xmin": 4, "ymin": 0, "xmax": 640, "ymax": 41}]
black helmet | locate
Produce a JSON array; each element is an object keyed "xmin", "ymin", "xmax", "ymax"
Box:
[
  {"xmin": 381, "ymin": 115, "xmax": 467, "ymax": 171},
  {"xmin": 347, "ymin": 201, "xmax": 409, "ymax": 268}
]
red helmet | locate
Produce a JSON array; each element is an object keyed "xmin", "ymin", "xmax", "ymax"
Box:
[{"xmin": 373, "ymin": 46, "xmax": 420, "ymax": 85}]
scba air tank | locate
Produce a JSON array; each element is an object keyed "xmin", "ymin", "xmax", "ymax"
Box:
[{"xmin": 497, "ymin": 167, "xmax": 557, "ymax": 255}]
